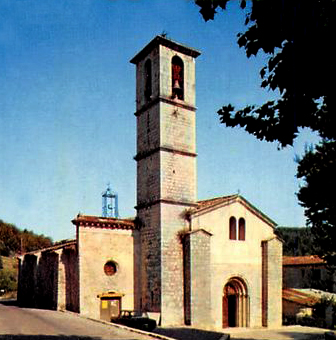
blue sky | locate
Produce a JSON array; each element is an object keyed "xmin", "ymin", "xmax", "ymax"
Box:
[{"xmin": 0, "ymin": 0, "xmax": 318, "ymax": 241}]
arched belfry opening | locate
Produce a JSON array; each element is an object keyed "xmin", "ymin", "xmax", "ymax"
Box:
[
  {"xmin": 171, "ymin": 55, "xmax": 184, "ymax": 100},
  {"xmin": 144, "ymin": 59, "xmax": 152, "ymax": 101},
  {"xmin": 223, "ymin": 277, "xmax": 249, "ymax": 328}
]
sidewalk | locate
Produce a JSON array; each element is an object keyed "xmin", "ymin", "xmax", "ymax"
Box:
[
  {"xmin": 153, "ymin": 325, "xmax": 330, "ymax": 340},
  {"xmin": 226, "ymin": 325, "xmax": 328, "ymax": 340}
]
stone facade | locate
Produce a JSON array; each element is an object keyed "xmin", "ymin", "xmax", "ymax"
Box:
[
  {"xmin": 283, "ymin": 256, "xmax": 335, "ymax": 292},
  {"xmin": 17, "ymin": 240, "xmax": 79, "ymax": 312},
  {"xmin": 262, "ymin": 237, "xmax": 283, "ymax": 327},
  {"xmin": 74, "ymin": 216, "xmax": 139, "ymax": 320},
  {"xmin": 131, "ymin": 36, "xmax": 200, "ymax": 326},
  {"xmin": 17, "ymin": 35, "xmax": 283, "ymax": 330},
  {"xmin": 184, "ymin": 229, "xmax": 212, "ymax": 327},
  {"xmin": 190, "ymin": 195, "xmax": 282, "ymax": 329}
]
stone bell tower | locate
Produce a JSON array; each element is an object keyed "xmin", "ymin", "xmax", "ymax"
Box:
[{"xmin": 131, "ymin": 36, "xmax": 200, "ymax": 325}]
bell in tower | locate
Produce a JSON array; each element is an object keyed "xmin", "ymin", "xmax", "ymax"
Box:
[{"xmin": 172, "ymin": 55, "xmax": 184, "ymax": 100}]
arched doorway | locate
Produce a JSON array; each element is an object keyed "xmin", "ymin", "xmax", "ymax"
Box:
[{"xmin": 222, "ymin": 277, "xmax": 249, "ymax": 328}]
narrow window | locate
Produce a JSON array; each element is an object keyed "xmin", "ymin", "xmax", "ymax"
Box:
[
  {"xmin": 144, "ymin": 59, "xmax": 152, "ymax": 101},
  {"xmin": 172, "ymin": 56, "xmax": 184, "ymax": 100},
  {"xmin": 238, "ymin": 218, "xmax": 245, "ymax": 241},
  {"xmin": 229, "ymin": 217, "xmax": 236, "ymax": 240}
]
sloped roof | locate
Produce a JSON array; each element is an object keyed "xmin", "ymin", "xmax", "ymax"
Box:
[
  {"xmin": 19, "ymin": 239, "xmax": 77, "ymax": 257},
  {"xmin": 283, "ymin": 288, "xmax": 320, "ymax": 307},
  {"xmin": 72, "ymin": 214, "xmax": 137, "ymax": 230},
  {"xmin": 196, "ymin": 195, "xmax": 238, "ymax": 211},
  {"xmin": 192, "ymin": 194, "xmax": 277, "ymax": 228},
  {"xmin": 283, "ymin": 255, "xmax": 325, "ymax": 266},
  {"xmin": 130, "ymin": 35, "xmax": 201, "ymax": 64}
]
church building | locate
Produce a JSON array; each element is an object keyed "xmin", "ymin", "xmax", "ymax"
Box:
[{"xmin": 17, "ymin": 36, "xmax": 283, "ymax": 330}]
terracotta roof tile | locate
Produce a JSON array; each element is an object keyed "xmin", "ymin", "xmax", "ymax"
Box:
[
  {"xmin": 72, "ymin": 214, "xmax": 136, "ymax": 230},
  {"xmin": 195, "ymin": 195, "xmax": 238, "ymax": 211},
  {"xmin": 192, "ymin": 194, "xmax": 276, "ymax": 227},
  {"xmin": 19, "ymin": 239, "xmax": 77, "ymax": 257},
  {"xmin": 283, "ymin": 288, "xmax": 320, "ymax": 306},
  {"xmin": 283, "ymin": 255, "xmax": 325, "ymax": 266}
]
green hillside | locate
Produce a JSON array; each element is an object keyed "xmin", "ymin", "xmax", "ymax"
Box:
[
  {"xmin": 0, "ymin": 219, "xmax": 52, "ymax": 256},
  {"xmin": 0, "ymin": 218, "xmax": 53, "ymax": 296},
  {"xmin": 0, "ymin": 256, "xmax": 18, "ymax": 297}
]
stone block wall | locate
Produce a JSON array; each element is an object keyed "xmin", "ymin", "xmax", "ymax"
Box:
[
  {"xmin": 138, "ymin": 203, "xmax": 189, "ymax": 326},
  {"xmin": 17, "ymin": 254, "xmax": 38, "ymax": 307},
  {"xmin": 192, "ymin": 199, "xmax": 281, "ymax": 329},
  {"xmin": 160, "ymin": 103, "xmax": 196, "ymax": 154},
  {"xmin": 78, "ymin": 226, "xmax": 136, "ymax": 319},
  {"xmin": 137, "ymin": 153, "xmax": 160, "ymax": 206},
  {"xmin": 36, "ymin": 251, "xmax": 59, "ymax": 310},
  {"xmin": 17, "ymin": 244, "xmax": 79, "ymax": 312},
  {"xmin": 184, "ymin": 230, "xmax": 211, "ymax": 327},
  {"xmin": 60, "ymin": 247, "xmax": 79, "ymax": 312},
  {"xmin": 210, "ymin": 263, "xmax": 263, "ymax": 329},
  {"xmin": 134, "ymin": 36, "xmax": 198, "ymax": 327},
  {"xmin": 283, "ymin": 264, "xmax": 332, "ymax": 291},
  {"xmin": 160, "ymin": 151, "xmax": 196, "ymax": 203},
  {"xmin": 135, "ymin": 45, "xmax": 160, "ymax": 111},
  {"xmin": 262, "ymin": 237, "xmax": 283, "ymax": 327},
  {"xmin": 159, "ymin": 45, "xmax": 196, "ymax": 106},
  {"xmin": 136, "ymin": 105, "xmax": 160, "ymax": 156},
  {"xmin": 160, "ymin": 204, "xmax": 187, "ymax": 326},
  {"xmin": 138, "ymin": 204, "xmax": 161, "ymax": 312}
]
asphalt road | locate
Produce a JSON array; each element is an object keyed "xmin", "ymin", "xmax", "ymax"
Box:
[
  {"xmin": 0, "ymin": 303, "xmax": 160, "ymax": 340},
  {"xmin": 0, "ymin": 303, "xmax": 331, "ymax": 340}
]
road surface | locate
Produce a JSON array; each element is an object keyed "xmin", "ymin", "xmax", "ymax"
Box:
[
  {"xmin": 0, "ymin": 303, "xmax": 161, "ymax": 340},
  {"xmin": 0, "ymin": 303, "xmax": 331, "ymax": 340}
]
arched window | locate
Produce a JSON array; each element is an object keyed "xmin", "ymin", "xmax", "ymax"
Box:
[
  {"xmin": 171, "ymin": 56, "xmax": 184, "ymax": 100},
  {"xmin": 144, "ymin": 59, "xmax": 152, "ymax": 101},
  {"xmin": 229, "ymin": 216, "xmax": 236, "ymax": 240},
  {"xmin": 238, "ymin": 218, "xmax": 245, "ymax": 241}
]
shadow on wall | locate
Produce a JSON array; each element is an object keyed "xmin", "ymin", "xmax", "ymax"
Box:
[{"xmin": 17, "ymin": 247, "xmax": 79, "ymax": 312}]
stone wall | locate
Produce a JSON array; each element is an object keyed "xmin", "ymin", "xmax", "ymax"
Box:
[
  {"xmin": 60, "ymin": 247, "xmax": 79, "ymax": 312},
  {"xmin": 160, "ymin": 151, "xmax": 196, "ymax": 203},
  {"xmin": 192, "ymin": 199, "xmax": 280, "ymax": 329},
  {"xmin": 160, "ymin": 203, "xmax": 187, "ymax": 326},
  {"xmin": 17, "ymin": 254, "xmax": 38, "ymax": 307},
  {"xmin": 138, "ymin": 204, "xmax": 161, "ymax": 312},
  {"xmin": 159, "ymin": 45, "xmax": 196, "ymax": 106},
  {"xmin": 17, "ymin": 243, "xmax": 78, "ymax": 312},
  {"xmin": 135, "ymin": 45, "xmax": 160, "ymax": 111},
  {"xmin": 77, "ymin": 226, "xmax": 136, "ymax": 319},
  {"xmin": 160, "ymin": 103, "xmax": 196, "ymax": 154},
  {"xmin": 262, "ymin": 237, "xmax": 283, "ymax": 328},
  {"xmin": 134, "ymin": 37, "xmax": 198, "ymax": 327},
  {"xmin": 184, "ymin": 229, "xmax": 212, "ymax": 327},
  {"xmin": 283, "ymin": 264, "xmax": 332, "ymax": 291}
]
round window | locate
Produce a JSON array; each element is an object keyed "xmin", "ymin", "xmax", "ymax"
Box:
[{"xmin": 104, "ymin": 261, "xmax": 117, "ymax": 276}]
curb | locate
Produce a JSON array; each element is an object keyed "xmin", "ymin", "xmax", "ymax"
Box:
[{"xmin": 59, "ymin": 309, "xmax": 175, "ymax": 340}]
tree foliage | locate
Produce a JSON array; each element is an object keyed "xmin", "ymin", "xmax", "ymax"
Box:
[
  {"xmin": 297, "ymin": 143, "xmax": 336, "ymax": 265},
  {"xmin": 195, "ymin": 0, "xmax": 336, "ymax": 264},
  {"xmin": 275, "ymin": 227, "xmax": 314, "ymax": 256},
  {"xmin": 0, "ymin": 219, "xmax": 52, "ymax": 256},
  {"xmin": 0, "ymin": 268, "xmax": 17, "ymax": 292}
]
